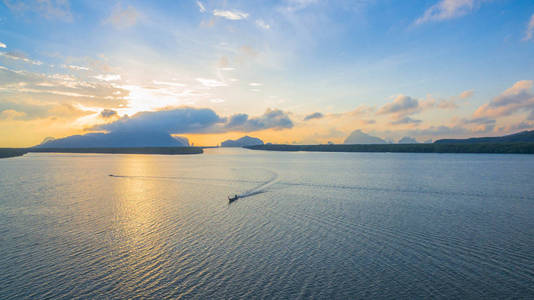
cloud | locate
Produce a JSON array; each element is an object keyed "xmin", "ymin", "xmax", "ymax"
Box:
[
  {"xmin": 498, "ymin": 121, "xmax": 534, "ymax": 133},
  {"xmin": 212, "ymin": 9, "xmax": 248, "ymax": 20},
  {"xmin": 474, "ymin": 80, "xmax": 534, "ymax": 118},
  {"xmin": 416, "ymin": 0, "xmax": 479, "ymax": 24},
  {"xmin": 249, "ymin": 82, "xmax": 262, "ymax": 86},
  {"xmin": 377, "ymin": 95, "xmax": 419, "ymax": 116},
  {"xmin": 91, "ymin": 107, "xmax": 293, "ymax": 135},
  {"xmin": 256, "ymin": 19, "xmax": 271, "ymax": 29},
  {"xmin": 459, "ymin": 90, "xmax": 474, "ymax": 99},
  {"xmin": 391, "ymin": 116, "xmax": 422, "ymax": 125},
  {"xmin": 0, "ymin": 51, "xmax": 42, "ymax": 65},
  {"xmin": 524, "ymin": 14, "xmax": 534, "ymax": 41},
  {"xmin": 196, "ymin": 1, "xmax": 206, "ymax": 13},
  {"xmin": 65, "ymin": 64, "xmax": 90, "ymax": 71},
  {"xmin": 105, "ymin": 5, "xmax": 139, "ymax": 29},
  {"xmin": 0, "ymin": 66, "xmax": 128, "ymax": 109},
  {"xmin": 0, "ymin": 42, "xmax": 6, "ymax": 48},
  {"xmin": 283, "ymin": 0, "xmax": 318, "ymax": 12},
  {"xmin": 94, "ymin": 74, "xmax": 121, "ymax": 81},
  {"xmin": 196, "ymin": 78, "xmax": 227, "ymax": 87},
  {"xmin": 225, "ymin": 109, "xmax": 294, "ymax": 132},
  {"xmin": 95, "ymin": 107, "xmax": 224, "ymax": 134},
  {"xmin": 0, "ymin": 109, "xmax": 26, "ymax": 120},
  {"xmin": 100, "ymin": 109, "xmax": 117, "ymax": 119},
  {"xmin": 3, "ymin": 0, "xmax": 73, "ymax": 21},
  {"xmin": 303, "ymin": 112, "xmax": 324, "ymax": 121}
]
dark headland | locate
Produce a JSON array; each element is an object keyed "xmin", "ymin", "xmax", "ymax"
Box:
[
  {"xmin": 245, "ymin": 130, "xmax": 534, "ymax": 154},
  {"xmin": 0, "ymin": 147, "xmax": 203, "ymax": 159}
]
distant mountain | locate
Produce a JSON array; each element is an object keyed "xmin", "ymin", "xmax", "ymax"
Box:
[
  {"xmin": 435, "ymin": 130, "xmax": 534, "ymax": 144},
  {"xmin": 344, "ymin": 130, "xmax": 387, "ymax": 144},
  {"xmin": 398, "ymin": 136, "xmax": 418, "ymax": 144},
  {"xmin": 36, "ymin": 131, "xmax": 189, "ymax": 148},
  {"xmin": 221, "ymin": 136, "xmax": 264, "ymax": 147}
]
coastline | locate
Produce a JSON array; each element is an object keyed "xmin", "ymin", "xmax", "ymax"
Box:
[
  {"xmin": 0, "ymin": 147, "xmax": 203, "ymax": 159},
  {"xmin": 245, "ymin": 143, "xmax": 534, "ymax": 154}
]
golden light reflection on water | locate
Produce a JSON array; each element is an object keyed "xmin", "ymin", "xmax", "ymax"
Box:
[{"xmin": 111, "ymin": 155, "xmax": 166, "ymax": 290}]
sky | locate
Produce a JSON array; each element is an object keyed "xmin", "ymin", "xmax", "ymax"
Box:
[{"xmin": 1, "ymin": 0, "xmax": 533, "ymax": 147}]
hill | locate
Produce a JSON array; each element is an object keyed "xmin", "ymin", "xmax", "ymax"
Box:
[
  {"xmin": 221, "ymin": 136, "xmax": 264, "ymax": 147},
  {"xmin": 435, "ymin": 130, "xmax": 534, "ymax": 144},
  {"xmin": 344, "ymin": 130, "xmax": 387, "ymax": 144}
]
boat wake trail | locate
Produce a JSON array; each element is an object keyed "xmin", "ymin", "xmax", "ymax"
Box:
[{"xmin": 237, "ymin": 170, "xmax": 279, "ymax": 199}]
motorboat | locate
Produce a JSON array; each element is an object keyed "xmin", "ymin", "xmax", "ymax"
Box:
[{"xmin": 228, "ymin": 194, "xmax": 239, "ymax": 202}]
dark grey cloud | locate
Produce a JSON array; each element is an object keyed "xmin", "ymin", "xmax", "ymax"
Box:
[
  {"xmin": 41, "ymin": 107, "xmax": 294, "ymax": 147},
  {"xmin": 100, "ymin": 109, "xmax": 118, "ymax": 118},
  {"xmin": 225, "ymin": 109, "xmax": 293, "ymax": 132},
  {"xmin": 303, "ymin": 112, "xmax": 324, "ymax": 121},
  {"xmin": 95, "ymin": 107, "xmax": 225, "ymax": 134}
]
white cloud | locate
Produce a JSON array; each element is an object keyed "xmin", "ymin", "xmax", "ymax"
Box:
[
  {"xmin": 196, "ymin": 78, "xmax": 227, "ymax": 87},
  {"xmin": 210, "ymin": 98, "xmax": 225, "ymax": 103},
  {"xmin": 249, "ymin": 82, "xmax": 263, "ymax": 87},
  {"xmin": 212, "ymin": 9, "xmax": 249, "ymax": 20},
  {"xmin": 0, "ymin": 42, "xmax": 6, "ymax": 48},
  {"xmin": 196, "ymin": 1, "xmax": 206, "ymax": 13},
  {"xmin": 416, "ymin": 0, "xmax": 478, "ymax": 24},
  {"xmin": 523, "ymin": 14, "xmax": 534, "ymax": 41},
  {"xmin": 256, "ymin": 19, "xmax": 271, "ymax": 29},
  {"xmin": 94, "ymin": 74, "xmax": 121, "ymax": 81},
  {"xmin": 153, "ymin": 80, "xmax": 186, "ymax": 87},
  {"xmin": 64, "ymin": 64, "xmax": 90, "ymax": 71},
  {"xmin": 0, "ymin": 51, "xmax": 42, "ymax": 65}
]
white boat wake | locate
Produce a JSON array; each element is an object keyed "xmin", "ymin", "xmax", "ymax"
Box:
[{"xmin": 236, "ymin": 170, "xmax": 279, "ymax": 199}]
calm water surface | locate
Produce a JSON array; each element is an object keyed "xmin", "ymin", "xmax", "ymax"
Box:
[{"xmin": 1, "ymin": 148, "xmax": 534, "ymax": 299}]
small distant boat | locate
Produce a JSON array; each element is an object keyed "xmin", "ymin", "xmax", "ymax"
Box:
[{"xmin": 228, "ymin": 194, "xmax": 239, "ymax": 202}]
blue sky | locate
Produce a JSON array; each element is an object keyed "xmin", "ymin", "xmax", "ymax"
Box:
[{"xmin": 1, "ymin": 0, "xmax": 534, "ymax": 146}]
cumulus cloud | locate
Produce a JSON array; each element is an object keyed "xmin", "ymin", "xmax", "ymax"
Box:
[
  {"xmin": 212, "ymin": 9, "xmax": 248, "ymax": 20},
  {"xmin": 303, "ymin": 112, "xmax": 324, "ymax": 121},
  {"xmin": 196, "ymin": 1, "xmax": 206, "ymax": 13},
  {"xmin": 100, "ymin": 109, "xmax": 117, "ymax": 119},
  {"xmin": 225, "ymin": 109, "xmax": 294, "ymax": 132},
  {"xmin": 378, "ymin": 95, "xmax": 420, "ymax": 116},
  {"xmin": 96, "ymin": 108, "xmax": 224, "ymax": 134},
  {"xmin": 85, "ymin": 107, "xmax": 293, "ymax": 138},
  {"xmin": 0, "ymin": 42, "xmax": 6, "ymax": 48},
  {"xmin": 474, "ymin": 80, "xmax": 534, "ymax": 118},
  {"xmin": 416, "ymin": 0, "xmax": 478, "ymax": 24},
  {"xmin": 105, "ymin": 5, "xmax": 139, "ymax": 29},
  {"xmin": 524, "ymin": 14, "xmax": 534, "ymax": 41}
]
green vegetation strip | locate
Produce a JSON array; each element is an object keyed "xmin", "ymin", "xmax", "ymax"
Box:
[
  {"xmin": 0, "ymin": 147, "xmax": 203, "ymax": 158},
  {"xmin": 245, "ymin": 143, "xmax": 534, "ymax": 154}
]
